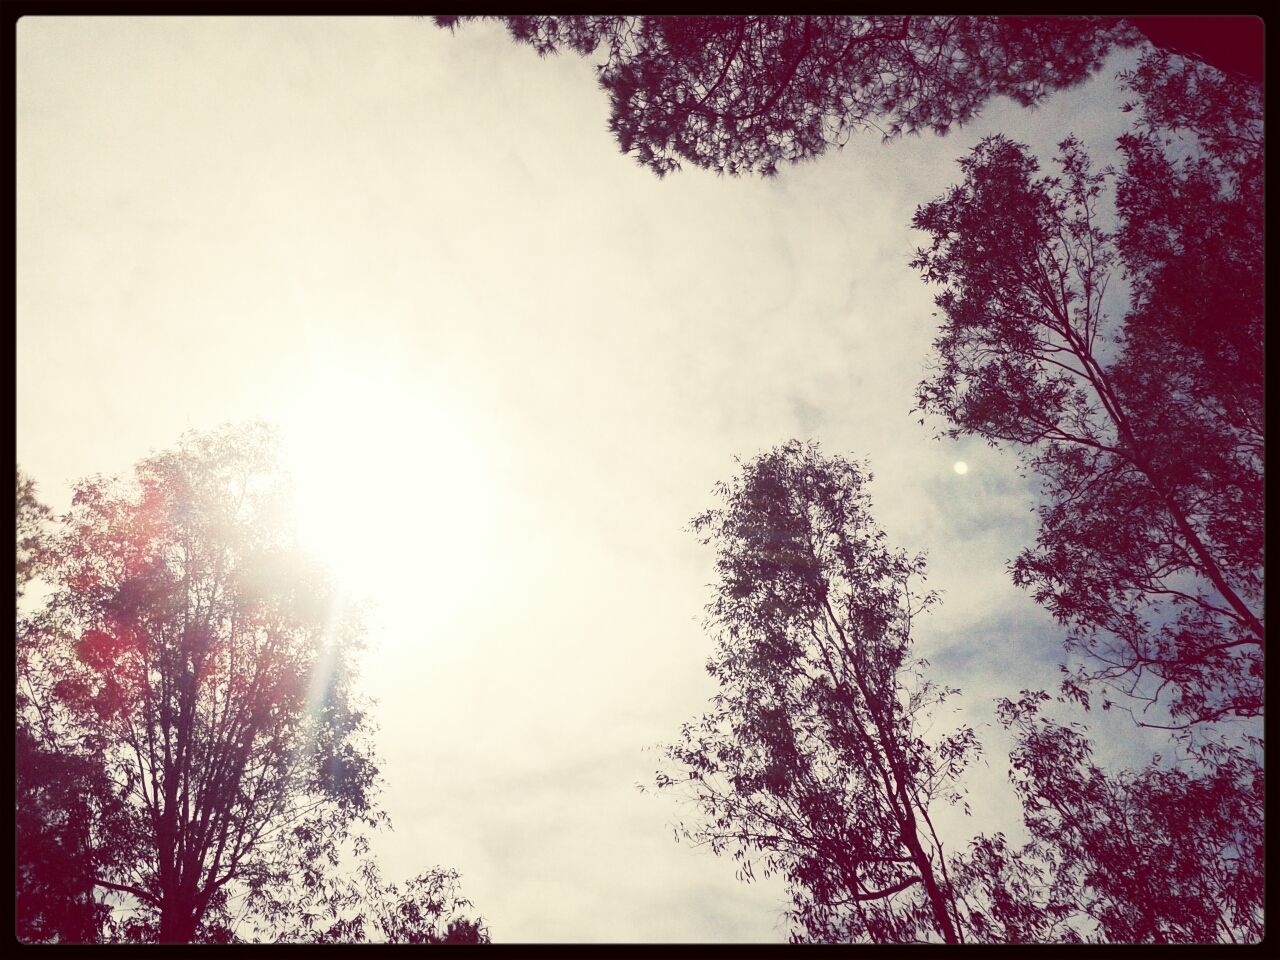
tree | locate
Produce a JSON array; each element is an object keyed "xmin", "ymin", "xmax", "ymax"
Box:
[
  {"xmin": 908, "ymin": 49, "xmax": 1262, "ymax": 727},
  {"xmin": 945, "ymin": 830, "xmax": 1082, "ymax": 944},
  {"xmin": 17, "ymin": 468, "xmax": 52, "ymax": 601},
  {"xmin": 988, "ymin": 692, "xmax": 1263, "ymax": 943},
  {"xmin": 1126, "ymin": 16, "xmax": 1263, "ymax": 84},
  {"xmin": 651, "ymin": 444, "xmax": 1261, "ymax": 944},
  {"xmin": 17, "ymin": 424, "xmax": 386, "ymax": 942},
  {"xmin": 1113, "ymin": 48, "xmax": 1263, "ymax": 463},
  {"xmin": 17, "ymin": 470, "xmax": 111, "ymax": 942},
  {"xmin": 361, "ymin": 867, "xmax": 489, "ymax": 944},
  {"xmin": 437, "ymin": 15, "xmax": 1135, "ymax": 176},
  {"xmin": 655, "ymin": 441, "xmax": 978, "ymax": 943},
  {"xmin": 242, "ymin": 841, "xmax": 491, "ymax": 944},
  {"xmin": 15, "ymin": 723, "xmax": 124, "ymax": 942}
]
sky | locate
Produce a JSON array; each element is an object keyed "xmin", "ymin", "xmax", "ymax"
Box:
[{"xmin": 16, "ymin": 17, "xmax": 1184, "ymax": 943}]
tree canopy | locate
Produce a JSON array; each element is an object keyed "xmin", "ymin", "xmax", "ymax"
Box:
[
  {"xmin": 991, "ymin": 692, "xmax": 1263, "ymax": 942},
  {"xmin": 437, "ymin": 15, "xmax": 1135, "ymax": 176},
  {"xmin": 15, "ymin": 425, "xmax": 487, "ymax": 943},
  {"xmin": 656, "ymin": 443, "xmax": 1264, "ymax": 943},
  {"xmin": 909, "ymin": 50, "xmax": 1263, "ymax": 728}
]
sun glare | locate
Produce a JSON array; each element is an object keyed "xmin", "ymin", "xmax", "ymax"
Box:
[{"xmin": 278, "ymin": 362, "xmax": 504, "ymax": 625}]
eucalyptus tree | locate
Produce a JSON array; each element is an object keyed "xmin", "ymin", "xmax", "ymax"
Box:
[
  {"xmin": 654, "ymin": 440, "xmax": 1263, "ymax": 943},
  {"xmin": 909, "ymin": 48, "xmax": 1262, "ymax": 727},
  {"xmin": 987, "ymin": 692, "xmax": 1263, "ymax": 943},
  {"xmin": 657, "ymin": 441, "xmax": 978, "ymax": 943}
]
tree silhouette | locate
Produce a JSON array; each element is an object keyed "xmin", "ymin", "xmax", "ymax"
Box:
[
  {"xmin": 909, "ymin": 51, "xmax": 1262, "ymax": 726},
  {"xmin": 17, "ymin": 425, "xmax": 388, "ymax": 942},
  {"xmin": 652, "ymin": 444, "xmax": 1263, "ymax": 943},
  {"xmin": 17, "ymin": 469, "xmax": 52, "ymax": 601},
  {"xmin": 988, "ymin": 692, "xmax": 1263, "ymax": 943},
  {"xmin": 945, "ymin": 831, "xmax": 1082, "ymax": 943},
  {"xmin": 656, "ymin": 441, "xmax": 977, "ymax": 943},
  {"xmin": 18, "ymin": 471, "xmax": 133, "ymax": 942},
  {"xmin": 241, "ymin": 841, "xmax": 490, "ymax": 944},
  {"xmin": 15, "ymin": 724, "xmax": 127, "ymax": 942},
  {"xmin": 436, "ymin": 15, "xmax": 1135, "ymax": 176}
]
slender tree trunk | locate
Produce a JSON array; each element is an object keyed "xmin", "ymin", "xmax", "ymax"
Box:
[
  {"xmin": 899, "ymin": 815, "xmax": 959, "ymax": 943},
  {"xmin": 841, "ymin": 642, "xmax": 961, "ymax": 944}
]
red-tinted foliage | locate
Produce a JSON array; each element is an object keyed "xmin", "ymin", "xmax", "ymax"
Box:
[
  {"xmin": 17, "ymin": 425, "xmax": 381, "ymax": 942},
  {"xmin": 910, "ymin": 50, "xmax": 1262, "ymax": 726},
  {"xmin": 990, "ymin": 692, "xmax": 1262, "ymax": 942},
  {"xmin": 438, "ymin": 16, "xmax": 1135, "ymax": 176}
]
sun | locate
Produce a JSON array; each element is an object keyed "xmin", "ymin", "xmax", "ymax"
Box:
[
  {"xmin": 953, "ymin": 461, "xmax": 969, "ymax": 475},
  {"xmin": 276, "ymin": 360, "xmax": 504, "ymax": 623}
]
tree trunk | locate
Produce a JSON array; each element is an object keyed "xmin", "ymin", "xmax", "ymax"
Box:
[
  {"xmin": 900, "ymin": 824, "xmax": 960, "ymax": 943},
  {"xmin": 158, "ymin": 898, "xmax": 200, "ymax": 944}
]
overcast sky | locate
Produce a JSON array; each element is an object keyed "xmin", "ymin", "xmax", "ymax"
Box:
[{"xmin": 17, "ymin": 17, "xmax": 1183, "ymax": 943}]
